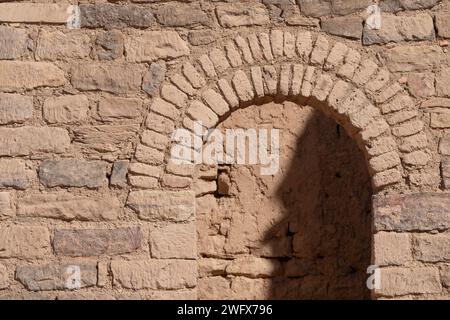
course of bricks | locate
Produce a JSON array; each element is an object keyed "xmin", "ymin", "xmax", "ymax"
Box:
[{"xmin": 1, "ymin": 0, "xmax": 450, "ymax": 299}]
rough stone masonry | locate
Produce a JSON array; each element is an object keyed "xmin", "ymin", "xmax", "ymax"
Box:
[{"xmin": 1, "ymin": 0, "xmax": 450, "ymax": 300}]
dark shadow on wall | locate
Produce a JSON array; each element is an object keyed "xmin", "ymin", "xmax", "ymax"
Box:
[{"xmin": 265, "ymin": 109, "xmax": 373, "ymax": 299}]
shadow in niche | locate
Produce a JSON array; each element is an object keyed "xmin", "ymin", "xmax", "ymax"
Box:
[{"xmin": 263, "ymin": 109, "xmax": 373, "ymax": 300}]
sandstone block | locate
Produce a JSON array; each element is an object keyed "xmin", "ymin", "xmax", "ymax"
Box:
[
  {"xmin": 16, "ymin": 263, "xmax": 97, "ymax": 291},
  {"xmin": 80, "ymin": 4, "xmax": 154, "ymax": 29},
  {"xmin": 363, "ymin": 14, "xmax": 434, "ymax": 45},
  {"xmin": 374, "ymin": 193, "xmax": 450, "ymax": 232},
  {"xmin": 226, "ymin": 256, "xmax": 282, "ymax": 278},
  {"xmin": 0, "ymin": 192, "xmax": 14, "ymax": 218},
  {"xmin": 110, "ymin": 160, "xmax": 129, "ymax": 188},
  {"xmin": 125, "ymin": 31, "xmax": 189, "ymax": 62},
  {"xmin": 43, "ymin": 95, "xmax": 89, "ymax": 124},
  {"xmin": 0, "ymin": 61, "xmax": 66, "ymax": 91},
  {"xmin": 0, "ymin": 159, "xmax": 34, "ymax": 190},
  {"xmin": 39, "ymin": 160, "xmax": 107, "ymax": 188},
  {"xmin": 414, "ymin": 234, "xmax": 450, "ymax": 262},
  {"xmin": 373, "ymin": 232, "xmax": 412, "ymax": 266},
  {"xmin": 149, "ymin": 223, "xmax": 196, "ymax": 259},
  {"xmin": 143, "ymin": 61, "xmax": 166, "ymax": 96},
  {"xmin": 0, "ymin": 26, "xmax": 28, "ymax": 59},
  {"xmin": 36, "ymin": 30, "xmax": 91, "ymax": 61},
  {"xmin": 73, "ymin": 125, "xmax": 139, "ymax": 155},
  {"xmin": 127, "ymin": 190, "xmax": 195, "ymax": 222},
  {"xmin": 376, "ymin": 266, "xmax": 441, "ymax": 297},
  {"xmin": 383, "ymin": 46, "xmax": 443, "ymax": 72},
  {"xmin": 216, "ymin": 3, "xmax": 269, "ymax": 27},
  {"xmin": 0, "ymin": 3, "xmax": 70, "ymax": 23},
  {"xmin": 0, "ymin": 264, "xmax": 9, "ymax": 289},
  {"xmin": 94, "ymin": 31, "xmax": 124, "ymax": 61},
  {"xmin": 111, "ymin": 260, "xmax": 197, "ymax": 290},
  {"xmin": 0, "ymin": 93, "xmax": 33, "ymax": 124},
  {"xmin": 156, "ymin": 3, "xmax": 210, "ymax": 27},
  {"xmin": 98, "ymin": 97, "xmax": 141, "ymax": 121},
  {"xmin": 18, "ymin": 192, "xmax": 120, "ymax": 221},
  {"xmin": 0, "ymin": 226, "xmax": 50, "ymax": 258},
  {"xmin": 71, "ymin": 63, "xmax": 143, "ymax": 94},
  {"xmin": 436, "ymin": 13, "xmax": 450, "ymax": 38},
  {"xmin": 321, "ymin": 16, "xmax": 363, "ymax": 40},
  {"xmin": 53, "ymin": 227, "xmax": 141, "ymax": 257}
]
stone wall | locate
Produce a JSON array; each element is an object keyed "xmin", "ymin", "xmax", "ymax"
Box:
[{"xmin": 0, "ymin": 0, "xmax": 450, "ymax": 299}]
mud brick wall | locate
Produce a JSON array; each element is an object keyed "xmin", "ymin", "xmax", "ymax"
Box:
[{"xmin": 1, "ymin": 0, "xmax": 450, "ymax": 300}]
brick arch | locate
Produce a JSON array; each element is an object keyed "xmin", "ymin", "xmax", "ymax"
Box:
[{"xmin": 128, "ymin": 30, "xmax": 430, "ymax": 194}]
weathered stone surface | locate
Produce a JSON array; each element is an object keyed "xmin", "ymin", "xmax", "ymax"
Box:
[
  {"xmin": 436, "ymin": 14, "xmax": 450, "ymax": 38},
  {"xmin": 0, "ymin": 93, "xmax": 33, "ymax": 124},
  {"xmin": 111, "ymin": 260, "xmax": 197, "ymax": 290},
  {"xmin": 440, "ymin": 265, "xmax": 450, "ymax": 288},
  {"xmin": 129, "ymin": 163, "xmax": 162, "ymax": 178},
  {"xmin": 16, "ymin": 263, "xmax": 97, "ymax": 291},
  {"xmin": 156, "ymin": 3, "xmax": 210, "ymax": 27},
  {"xmin": 110, "ymin": 160, "xmax": 129, "ymax": 188},
  {"xmin": 39, "ymin": 160, "xmax": 108, "ymax": 188},
  {"xmin": 94, "ymin": 31, "xmax": 124, "ymax": 61},
  {"xmin": 134, "ymin": 144, "xmax": 165, "ymax": 165},
  {"xmin": 383, "ymin": 46, "xmax": 443, "ymax": 72},
  {"xmin": 98, "ymin": 97, "xmax": 142, "ymax": 121},
  {"xmin": 80, "ymin": 4, "xmax": 155, "ymax": 29},
  {"xmin": 71, "ymin": 63, "xmax": 143, "ymax": 94},
  {"xmin": 125, "ymin": 31, "xmax": 189, "ymax": 62},
  {"xmin": 127, "ymin": 191, "xmax": 195, "ymax": 222},
  {"xmin": 0, "ymin": 61, "xmax": 66, "ymax": 91},
  {"xmin": 436, "ymin": 67, "xmax": 450, "ymax": 97},
  {"xmin": 298, "ymin": 0, "xmax": 331, "ymax": 17},
  {"xmin": 374, "ymin": 193, "xmax": 450, "ymax": 232},
  {"xmin": 376, "ymin": 266, "xmax": 441, "ymax": 297},
  {"xmin": 73, "ymin": 125, "xmax": 140, "ymax": 154},
  {"xmin": 0, "ymin": 3, "xmax": 70, "ymax": 23},
  {"xmin": 363, "ymin": 14, "xmax": 434, "ymax": 45},
  {"xmin": 216, "ymin": 3, "xmax": 270, "ymax": 27},
  {"xmin": 407, "ymin": 73, "xmax": 435, "ymax": 98},
  {"xmin": 36, "ymin": 30, "xmax": 91, "ymax": 61},
  {"xmin": 149, "ymin": 223, "xmax": 196, "ymax": 259},
  {"xmin": 332, "ymin": 0, "xmax": 372, "ymax": 15},
  {"xmin": 0, "ymin": 127, "xmax": 70, "ymax": 157},
  {"xmin": 380, "ymin": 0, "xmax": 441, "ymax": 12},
  {"xmin": 198, "ymin": 277, "xmax": 231, "ymax": 299},
  {"xmin": 0, "ymin": 26, "xmax": 28, "ymax": 60},
  {"xmin": 373, "ymin": 232, "xmax": 412, "ymax": 266},
  {"xmin": 440, "ymin": 134, "xmax": 450, "ymax": 155},
  {"xmin": 0, "ymin": 264, "xmax": 9, "ymax": 289},
  {"xmin": 141, "ymin": 130, "xmax": 169, "ymax": 151},
  {"xmin": 414, "ymin": 234, "xmax": 450, "ymax": 262},
  {"xmin": 0, "ymin": 226, "xmax": 50, "ymax": 258},
  {"xmin": 321, "ymin": 16, "xmax": 363, "ymax": 40},
  {"xmin": 18, "ymin": 192, "xmax": 120, "ymax": 221},
  {"xmin": 53, "ymin": 227, "xmax": 141, "ymax": 257},
  {"xmin": 386, "ymin": 109, "xmax": 416, "ymax": 126},
  {"xmin": 0, "ymin": 160, "xmax": 34, "ymax": 190},
  {"xmin": 0, "ymin": 192, "xmax": 13, "ymax": 218},
  {"xmin": 299, "ymin": 0, "xmax": 371, "ymax": 17},
  {"xmin": 143, "ymin": 61, "xmax": 166, "ymax": 96},
  {"xmin": 43, "ymin": 95, "xmax": 89, "ymax": 124},
  {"xmin": 431, "ymin": 113, "xmax": 450, "ymax": 128},
  {"xmin": 226, "ymin": 257, "xmax": 282, "ymax": 278},
  {"xmin": 188, "ymin": 30, "xmax": 216, "ymax": 46}
]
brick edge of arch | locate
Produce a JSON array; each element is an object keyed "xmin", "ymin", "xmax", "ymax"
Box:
[{"xmin": 126, "ymin": 30, "xmax": 430, "ymax": 209}]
